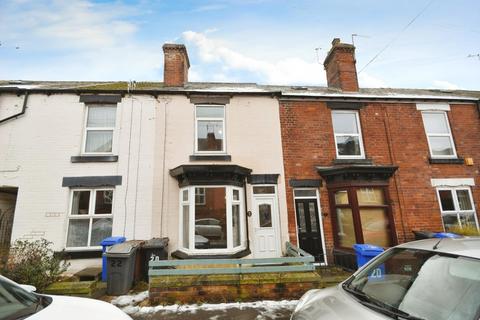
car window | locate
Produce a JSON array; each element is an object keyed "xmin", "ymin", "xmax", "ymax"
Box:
[
  {"xmin": 0, "ymin": 277, "xmax": 39, "ymax": 320},
  {"xmin": 347, "ymin": 248, "xmax": 480, "ymax": 320}
]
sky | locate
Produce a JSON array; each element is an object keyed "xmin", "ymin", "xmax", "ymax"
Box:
[{"xmin": 0, "ymin": 0, "xmax": 479, "ymax": 89}]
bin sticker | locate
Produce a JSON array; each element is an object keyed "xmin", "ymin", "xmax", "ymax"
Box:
[{"xmin": 110, "ymin": 259, "xmax": 123, "ymax": 268}]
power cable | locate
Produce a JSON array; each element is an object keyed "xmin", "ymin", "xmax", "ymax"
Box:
[{"xmin": 359, "ymin": 0, "xmax": 435, "ymax": 74}]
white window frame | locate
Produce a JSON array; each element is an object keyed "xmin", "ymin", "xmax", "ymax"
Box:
[
  {"xmin": 436, "ymin": 187, "xmax": 479, "ymax": 231},
  {"xmin": 65, "ymin": 188, "xmax": 114, "ymax": 250},
  {"xmin": 179, "ymin": 185, "xmax": 246, "ymax": 255},
  {"xmin": 331, "ymin": 110, "xmax": 365, "ymax": 159},
  {"xmin": 82, "ymin": 105, "xmax": 116, "ymax": 155},
  {"xmin": 194, "ymin": 104, "xmax": 226, "ymax": 154},
  {"xmin": 421, "ymin": 111, "xmax": 457, "ymax": 159}
]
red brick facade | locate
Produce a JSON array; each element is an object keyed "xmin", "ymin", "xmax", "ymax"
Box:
[{"xmin": 279, "ymin": 100, "xmax": 480, "ymax": 261}]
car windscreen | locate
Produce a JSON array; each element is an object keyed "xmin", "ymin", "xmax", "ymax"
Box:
[
  {"xmin": 345, "ymin": 248, "xmax": 480, "ymax": 320},
  {"xmin": 0, "ymin": 277, "xmax": 40, "ymax": 320}
]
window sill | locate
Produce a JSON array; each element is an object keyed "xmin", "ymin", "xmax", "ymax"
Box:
[
  {"xmin": 332, "ymin": 158, "xmax": 373, "ymax": 165},
  {"xmin": 59, "ymin": 249, "xmax": 103, "ymax": 259},
  {"xmin": 71, "ymin": 155, "xmax": 118, "ymax": 163},
  {"xmin": 171, "ymin": 247, "xmax": 250, "ymax": 259},
  {"xmin": 189, "ymin": 154, "xmax": 232, "ymax": 161},
  {"xmin": 429, "ymin": 157, "xmax": 464, "ymax": 164}
]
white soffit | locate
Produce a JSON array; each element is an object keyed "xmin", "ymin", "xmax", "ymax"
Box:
[
  {"xmin": 431, "ymin": 178, "xmax": 475, "ymax": 187},
  {"xmin": 416, "ymin": 103, "xmax": 451, "ymax": 111}
]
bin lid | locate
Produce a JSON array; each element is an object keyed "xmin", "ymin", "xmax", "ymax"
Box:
[
  {"xmin": 433, "ymin": 232, "xmax": 461, "ymax": 239},
  {"xmin": 106, "ymin": 240, "xmax": 143, "ymax": 257},
  {"xmin": 353, "ymin": 244, "xmax": 385, "ymax": 256},
  {"xmin": 143, "ymin": 237, "xmax": 169, "ymax": 249},
  {"xmin": 100, "ymin": 236, "xmax": 126, "ymax": 246}
]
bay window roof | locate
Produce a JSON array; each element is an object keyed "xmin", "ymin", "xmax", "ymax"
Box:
[{"xmin": 170, "ymin": 165, "xmax": 252, "ymax": 187}]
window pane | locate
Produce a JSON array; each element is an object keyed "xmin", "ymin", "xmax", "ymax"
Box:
[
  {"xmin": 336, "ymin": 208, "xmax": 355, "ymax": 248},
  {"xmin": 233, "ymin": 189, "xmax": 240, "ymax": 201},
  {"xmin": 66, "ymin": 219, "xmax": 89, "ymax": 247},
  {"xmin": 183, "ymin": 205, "xmax": 189, "ymax": 249},
  {"xmin": 90, "ymin": 218, "xmax": 112, "ymax": 246},
  {"xmin": 459, "ymin": 213, "xmax": 478, "ymax": 229},
  {"xmin": 442, "ymin": 213, "xmax": 460, "ymax": 232},
  {"xmin": 429, "ymin": 136, "xmax": 454, "ymax": 156},
  {"xmin": 95, "ymin": 190, "xmax": 113, "ymax": 214},
  {"xmin": 195, "ymin": 188, "xmax": 205, "ymax": 205},
  {"xmin": 195, "ymin": 188, "xmax": 227, "ymax": 249},
  {"xmin": 71, "ymin": 191, "xmax": 90, "ymax": 215},
  {"xmin": 336, "ymin": 136, "xmax": 361, "ymax": 156},
  {"xmin": 423, "ymin": 113, "xmax": 449, "ymax": 134},
  {"xmin": 297, "ymin": 203, "xmax": 307, "ymax": 232},
  {"xmin": 182, "ymin": 190, "xmax": 188, "ymax": 202},
  {"xmin": 87, "ymin": 106, "xmax": 116, "ymax": 127},
  {"xmin": 309, "ymin": 202, "xmax": 317, "ymax": 231},
  {"xmin": 456, "ymin": 190, "xmax": 472, "ymax": 211},
  {"xmin": 357, "ymin": 188, "xmax": 385, "ymax": 205},
  {"xmin": 196, "ymin": 106, "xmax": 224, "ymax": 118},
  {"xmin": 232, "ymin": 204, "xmax": 241, "ymax": 247},
  {"xmin": 197, "ymin": 120, "xmax": 223, "ymax": 151},
  {"xmin": 294, "ymin": 189, "xmax": 317, "ymax": 198},
  {"xmin": 335, "ymin": 190, "xmax": 349, "ymax": 205},
  {"xmin": 259, "ymin": 203, "xmax": 272, "ymax": 228},
  {"xmin": 332, "ymin": 112, "xmax": 359, "ymax": 134},
  {"xmin": 360, "ymin": 208, "xmax": 390, "ymax": 247},
  {"xmin": 253, "ymin": 186, "xmax": 275, "ymax": 194},
  {"xmin": 439, "ymin": 190, "xmax": 455, "ymax": 211},
  {"xmin": 85, "ymin": 130, "xmax": 113, "ymax": 153}
]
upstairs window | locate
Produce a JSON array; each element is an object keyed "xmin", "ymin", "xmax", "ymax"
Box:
[
  {"xmin": 195, "ymin": 105, "xmax": 225, "ymax": 153},
  {"xmin": 84, "ymin": 105, "xmax": 116, "ymax": 154},
  {"xmin": 331, "ymin": 110, "xmax": 365, "ymax": 158},
  {"xmin": 421, "ymin": 111, "xmax": 456, "ymax": 158}
]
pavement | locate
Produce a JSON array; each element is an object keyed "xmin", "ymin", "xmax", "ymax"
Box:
[{"xmin": 129, "ymin": 303, "xmax": 294, "ymax": 320}]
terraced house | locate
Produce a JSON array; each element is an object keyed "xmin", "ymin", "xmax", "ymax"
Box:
[{"xmin": 0, "ymin": 39, "xmax": 479, "ymax": 273}]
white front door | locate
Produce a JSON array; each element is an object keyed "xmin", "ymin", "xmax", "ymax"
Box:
[{"xmin": 252, "ymin": 196, "xmax": 280, "ymax": 258}]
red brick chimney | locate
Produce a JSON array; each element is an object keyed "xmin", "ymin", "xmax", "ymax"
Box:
[
  {"xmin": 323, "ymin": 38, "xmax": 359, "ymax": 92},
  {"xmin": 163, "ymin": 44, "xmax": 190, "ymax": 87}
]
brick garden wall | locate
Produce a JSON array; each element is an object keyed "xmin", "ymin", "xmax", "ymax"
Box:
[{"xmin": 279, "ymin": 100, "xmax": 480, "ymax": 261}]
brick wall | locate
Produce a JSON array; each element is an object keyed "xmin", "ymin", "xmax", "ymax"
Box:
[{"xmin": 279, "ymin": 100, "xmax": 480, "ymax": 260}]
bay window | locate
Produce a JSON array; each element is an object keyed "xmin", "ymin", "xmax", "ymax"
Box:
[
  {"xmin": 331, "ymin": 186, "xmax": 394, "ymax": 248},
  {"xmin": 179, "ymin": 186, "xmax": 245, "ymax": 253},
  {"xmin": 436, "ymin": 187, "xmax": 479, "ymax": 232},
  {"xmin": 66, "ymin": 189, "xmax": 113, "ymax": 249}
]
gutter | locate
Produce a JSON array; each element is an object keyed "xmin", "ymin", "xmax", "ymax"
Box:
[{"xmin": 0, "ymin": 92, "xmax": 29, "ymax": 125}]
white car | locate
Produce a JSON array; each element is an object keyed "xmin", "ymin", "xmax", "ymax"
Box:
[
  {"xmin": 291, "ymin": 237, "xmax": 480, "ymax": 320},
  {"xmin": 0, "ymin": 275, "xmax": 132, "ymax": 320}
]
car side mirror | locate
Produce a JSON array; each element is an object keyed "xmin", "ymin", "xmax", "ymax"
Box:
[{"xmin": 19, "ymin": 284, "xmax": 37, "ymax": 293}]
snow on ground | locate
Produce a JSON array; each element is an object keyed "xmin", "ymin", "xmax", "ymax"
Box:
[{"xmin": 111, "ymin": 291, "xmax": 298, "ymax": 318}]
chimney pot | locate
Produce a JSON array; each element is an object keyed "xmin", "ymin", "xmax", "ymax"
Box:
[
  {"xmin": 323, "ymin": 38, "xmax": 359, "ymax": 92},
  {"xmin": 163, "ymin": 44, "xmax": 190, "ymax": 87}
]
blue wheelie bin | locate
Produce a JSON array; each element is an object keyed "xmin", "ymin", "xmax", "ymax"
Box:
[
  {"xmin": 353, "ymin": 244, "xmax": 385, "ymax": 280},
  {"xmin": 100, "ymin": 236, "xmax": 126, "ymax": 281}
]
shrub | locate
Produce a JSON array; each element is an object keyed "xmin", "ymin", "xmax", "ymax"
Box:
[
  {"xmin": 1, "ymin": 239, "xmax": 69, "ymax": 292},
  {"xmin": 448, "ymin": 225, "xmax": 480, "ymax": 236}
]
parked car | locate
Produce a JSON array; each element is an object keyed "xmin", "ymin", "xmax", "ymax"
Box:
[
  {"xmin": 0, "ymin": 275, "xmax": 132, "ymax": 320},
  {"xmin": 291, "ymin": 237, "xmax": 480, "ymax": 320}
]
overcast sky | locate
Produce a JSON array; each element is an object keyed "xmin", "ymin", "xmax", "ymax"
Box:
[{"xmin": 0, "ymin": 0, "xmax": 479, "ymax": 89}]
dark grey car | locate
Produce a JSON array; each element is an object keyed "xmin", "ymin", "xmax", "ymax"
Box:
[{"xmin": 291, "ymin": 237, "xmax": 480, "ymax": 320}]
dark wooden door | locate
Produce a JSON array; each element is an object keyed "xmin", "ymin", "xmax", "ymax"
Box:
[{"xmin": 295, "ymin": 199, "xmax": 324, "ymax": 262}]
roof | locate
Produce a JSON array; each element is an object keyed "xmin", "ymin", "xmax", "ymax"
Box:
[
  {"xmin": 397, "ymin": 237, "xmax": 480, "ymax": 260},
  {"xmin": 0, "ymin": 80, "xmax": 478, "ymax": 102}
]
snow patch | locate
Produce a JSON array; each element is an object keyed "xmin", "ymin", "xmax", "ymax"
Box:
[{"xmin": 111, "ymin": 291, "xmax": 149, "ymax": 307}]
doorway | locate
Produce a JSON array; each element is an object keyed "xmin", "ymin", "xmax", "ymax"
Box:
[
  {"xmin": 251, "ymin": 185, "xmax": 281, "ymax": 258},
  {"xmin": 294, "ymin": 189, "xmax": 326, "ymax": 263},
  {"xmin": 0, "ymin": 187, "xmax": 18, "ymax": 264}
]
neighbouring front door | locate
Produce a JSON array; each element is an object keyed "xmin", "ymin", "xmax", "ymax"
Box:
[
  {"xmin": 252, "ymin": 196, "xmax": 280, "ymax": 258},
  {"xmin": 295, "ymin": 198, "xmax": 325, "ymax": 262}
]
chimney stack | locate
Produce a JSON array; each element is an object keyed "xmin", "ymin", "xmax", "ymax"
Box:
[
  {"xmin": 163, "ymin": 44, "xmax": 190, "ymax": 87},
  {"xmin": 323, "ymin": 38, "xmax": 359, "ymax": 92}
]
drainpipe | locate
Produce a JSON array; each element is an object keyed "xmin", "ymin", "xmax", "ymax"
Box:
[{"xmin": 0, "ymin": 92, "xmax": 29, "ymax": 125}]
